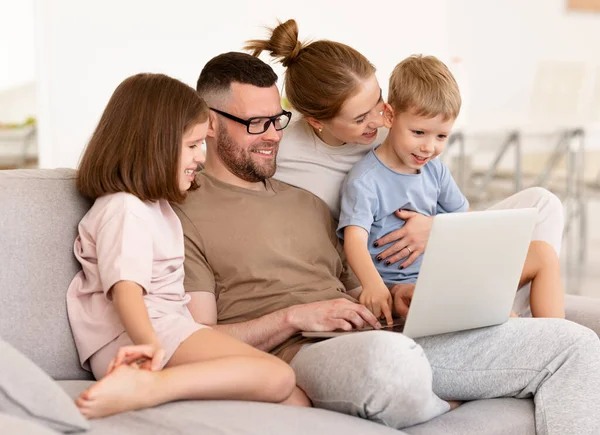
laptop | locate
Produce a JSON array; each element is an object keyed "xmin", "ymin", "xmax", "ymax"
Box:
[{"xmin": 302, "ymin": 208, "xmax": 537, "ymax": 340}]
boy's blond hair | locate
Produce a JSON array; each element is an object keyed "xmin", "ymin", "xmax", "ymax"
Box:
[{"xmin": 388, "ymin": 54, "xmax": 461, "ymax": 121}]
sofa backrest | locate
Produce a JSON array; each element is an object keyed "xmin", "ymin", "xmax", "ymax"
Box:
[{"xmin": 0, "ymin": 169, "xmax": 93, "ymax": 380}]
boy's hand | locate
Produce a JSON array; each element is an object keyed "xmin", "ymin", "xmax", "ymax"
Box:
[{"xmin": 359, "ymin": 286, "xmax": 394, "ymax": 326}]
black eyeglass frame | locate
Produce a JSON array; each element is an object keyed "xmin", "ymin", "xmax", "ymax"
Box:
[{"xmin": 209, "ymin": 107, "xmax": 292, "ymax": 135}]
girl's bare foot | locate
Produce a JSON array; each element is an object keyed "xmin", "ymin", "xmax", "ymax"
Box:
[{"xmin": 75, "ymin": 364, "xmax": 162, "ymax": 418}]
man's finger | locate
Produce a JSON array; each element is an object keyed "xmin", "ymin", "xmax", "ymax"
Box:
[
  {"xmin": 354, "ymin": 303, "xmax": 382, "ymax": 329},
  {"xmin": 333, "ymin": 319, "xmax": 353, "ymax": 331},
  {"xmin": 342, "ymin": 310, "xmax": 366, "ymax": 329}
]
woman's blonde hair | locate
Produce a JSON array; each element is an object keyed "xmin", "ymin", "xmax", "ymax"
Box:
[{"xmin": 245, "ymin": 19, "xmax": 376, "ymax": 120}]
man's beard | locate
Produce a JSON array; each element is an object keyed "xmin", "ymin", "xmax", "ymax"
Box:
[{"xmin": 216, "ymin": 125, "xmax": 278, "ymax": 183}]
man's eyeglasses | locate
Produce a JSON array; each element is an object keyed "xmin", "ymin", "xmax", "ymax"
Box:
[{"xmin": 210, "ymin": 108, "xmax": 292, "ymax": 135}]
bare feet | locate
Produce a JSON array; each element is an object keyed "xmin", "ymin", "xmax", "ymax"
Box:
[
  {"xmin": 75, "ymin": 364, "xmax": 161, "ymax": 419},
  {"xmin": 447, "ymin": 400, "xmax": 463, "ymax": 411}
]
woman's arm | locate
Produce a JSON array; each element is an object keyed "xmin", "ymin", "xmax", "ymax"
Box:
[{"xmin": 344, "ymin": 226, "xmax": 393, "ymax": 325}]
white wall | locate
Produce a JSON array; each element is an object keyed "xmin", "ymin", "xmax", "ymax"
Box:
[
  {"xmin": 449, "ymin": 0, "xmax": 600, "ymax": 131},
  {"xmin": 35, "ymin": 0, "xmax": 451, "ymax": 168},
  {"xmin": 0, "ymin": 0, "xmax": 35, "ymax": 93},
  {"xmin": 34, "ymin": 0, "xmax": 600, "ymax": 168}
]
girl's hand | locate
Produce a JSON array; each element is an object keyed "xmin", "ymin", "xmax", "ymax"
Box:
[
  {"xmin": 105, "ymin": 344, "xmax": 165, "ymax": 376},
  {"xmin": 374, "ymin": 210, "xmax": 433, "ymax": 268}
]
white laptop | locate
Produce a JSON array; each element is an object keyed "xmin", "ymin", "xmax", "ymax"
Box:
[{"xmin": 302, "ymin": 208, "xmax": 537, "ymax": 340}]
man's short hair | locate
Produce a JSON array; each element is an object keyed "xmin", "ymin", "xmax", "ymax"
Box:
[
  {"xmin": 196, "ymin": 52, "xmax": 278, "ymax": 101},
  {"xmin": 388, "ymin": 54, "xmax": 461, "ymax": 121}
]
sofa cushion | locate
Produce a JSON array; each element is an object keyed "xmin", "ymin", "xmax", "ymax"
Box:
[
  {"xmin": 0, "ymin": 339, "xmax": 89, "ymax": 433},
  {"xmin": 60, "ymin": 380, "xmax": 406, "ymax": 435},
  {"xmin": 60, "ymin": 380, "xmax": 535, "ymax": 435},
  {"xmin": 0, "ymin": 169, "xmax": 93, "ymax": 380},
  {"xmin": 404, "ymin": 398, "xmax": 535, "ymax": 435},
  {"xmin": 0, "ymin": 413, "xmax": 61, "ymax": 435},
  {"xmin": 564, "ymin": 294, "xmax": 600, "ymax": 335}
]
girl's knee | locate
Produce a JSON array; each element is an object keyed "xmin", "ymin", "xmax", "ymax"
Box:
[{"xmin": 262, "ymin": 356, "xmax": 297, "ymax": 403}]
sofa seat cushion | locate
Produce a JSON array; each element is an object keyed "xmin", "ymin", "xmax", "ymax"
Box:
[
  {"xmin": 0, "ymin": 413, "xmax": 61, "ymax": 435},
  {"xmin": 60, "ymin": 381, "xmax": 534, "ymax": 435},
  {"xmin": 404, "ymin": 398, "xmax": 535, "ymax": 435},
  {"xmin": 60, "ymin": 381, "xmax": 406, "ymax": 435}
]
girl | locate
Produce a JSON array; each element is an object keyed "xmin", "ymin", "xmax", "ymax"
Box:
[{"xmin": 67, "ymin": 73, "xmax": 309, "ymax": 419}]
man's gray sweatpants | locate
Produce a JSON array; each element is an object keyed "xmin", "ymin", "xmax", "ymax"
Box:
[{"xmin": 290, "ymin": 319, "xmax": 600, "ymax": 435}]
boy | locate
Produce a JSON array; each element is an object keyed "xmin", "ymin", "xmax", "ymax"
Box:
[{"xmin": 337, "ymin": 55, "xmax": 565, "ymax": 325}]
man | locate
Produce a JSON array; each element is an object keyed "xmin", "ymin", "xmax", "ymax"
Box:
[{"xmin": 171, "ymin": 52, "xmax": 600, "ymax": 433}]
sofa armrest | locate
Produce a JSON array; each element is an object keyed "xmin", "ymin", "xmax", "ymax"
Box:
[{"xmin": 565, "ymin": 294, "xmax": 600, "ymax": 335}]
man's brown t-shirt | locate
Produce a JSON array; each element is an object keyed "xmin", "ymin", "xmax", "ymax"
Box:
[{"xmin": 172, "ymin": 172, "xmax": 360, "ymax": 360}]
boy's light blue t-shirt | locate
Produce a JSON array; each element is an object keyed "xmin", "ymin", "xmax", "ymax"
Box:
[{"xmin": 337, "ymin": 147, "xmax": 469, "ymax": 285}]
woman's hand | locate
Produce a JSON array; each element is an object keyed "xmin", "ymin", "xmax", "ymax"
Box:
[
  {"xmin": 374, "ymin": 210, "xmax": 433, "ymax": 268},
  {"xmin": 105, "ymin": 343, "xmax": 165, "ymax": 376}
]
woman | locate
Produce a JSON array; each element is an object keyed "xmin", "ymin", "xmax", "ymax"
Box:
[{"xmin": 245, "ymin": 20, "xmax": 563, "ymax": 305}]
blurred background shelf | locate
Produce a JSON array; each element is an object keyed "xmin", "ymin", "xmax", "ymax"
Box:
[{"xmin": 0, "ymin": 124, "xmax": 38, "ymax": 169}]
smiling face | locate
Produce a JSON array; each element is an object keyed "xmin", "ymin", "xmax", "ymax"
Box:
[
  {"xmin": 379, "ymin": 107, "xmax": 455, "ymax": 174},
  {"xmin": 178, "ymin": 121, "xmax": 209, "ymax": 193},
  {"xmin": 311, "ymin": 74, "xmax": 385, "ymax": 146},
  {"xmin": 208, "ymin": 82, "xmax": 284, "ymax": 184}
]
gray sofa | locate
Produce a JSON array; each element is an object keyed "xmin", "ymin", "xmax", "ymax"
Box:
[{"xmin": 1, "ymin": 168, "xmax": 600, "ymax": 435}]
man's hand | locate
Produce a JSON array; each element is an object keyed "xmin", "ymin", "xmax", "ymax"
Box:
[
  {"xmin": 359, "ymin": 286, "xmax": 393, "ymax": 326},
  {"xmin": 390, "ymin": 283, "xmax": 416, "ymax": 318},
  {"xmin": 374, "ymin": 211, "xmax": 433, "ymax": 268},
  {"xmin": 286, "ymin": 298, "xmax": 382, "ymax": 332}
]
